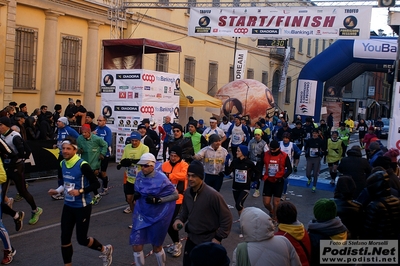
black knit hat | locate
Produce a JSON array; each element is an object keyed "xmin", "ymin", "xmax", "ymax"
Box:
[
  {"xmin": 169, "ymin": 145, "xmax": 183, "ymax": 158},
  {"xmin": 187, "ymin": 160, "xmax": 204, "ymax": 179},
  {"xmin": 208, "ymin": 134, "xmax": 221, "ymax": 145},
  {"xmin": 173, "ymin": 123, "xmax": 183, "ymax": 132}
]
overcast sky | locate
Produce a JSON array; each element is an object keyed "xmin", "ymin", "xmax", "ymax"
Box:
[{"xmin": 371, "ymin": 8, "xmax": 396, "ymax": 36}]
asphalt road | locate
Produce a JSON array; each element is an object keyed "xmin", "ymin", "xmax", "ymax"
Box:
[{"xmin": 5, "ymin": 135, "xmax": 383, "ymax": 266}]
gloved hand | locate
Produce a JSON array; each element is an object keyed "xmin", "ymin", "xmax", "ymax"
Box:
[
  {"xmin": 116, "ymin": 164, "xmax": 122, "ymax": 170},
  {"xmin": 99, "ymin": 154, "xmax": 105, "ymax": 160},
  {"xmin": 218, "ymin": 172, "xmax": 225, "ymax": 178},
  {"xmin": 134, "ymin": 191, "xmax": 141, "ymax": 201},
  {"xmin": 145, "ymin": 195, "xmax": 162, "ymax": 204},
  {"xmin": 120, "ymin": 158, "xmax": 132, "ymax": 167}
]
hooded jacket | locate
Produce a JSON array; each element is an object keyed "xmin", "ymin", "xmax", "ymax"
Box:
[
  {"xmin": 275, "ymin": 221, "xmax": 312, "ymax": 266},
  {"xmin": 232, "ymin": 207, "xmax": 301, "ymax": 266},
  {"xmin": 362, "ymin": 171, "xmax": 400, "ymax": 240},
  {"xmin": 307, "ymin": 218, "xmax": 347, "ymax": 266},
  {"xmin": 338, "ymin": 148, "xmax": 371, "ymax": 198}
]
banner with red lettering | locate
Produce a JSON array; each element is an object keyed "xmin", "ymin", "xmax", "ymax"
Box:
[{"xmin": 188, "ymin": 6, "xmax": 371, "ymax": 39}]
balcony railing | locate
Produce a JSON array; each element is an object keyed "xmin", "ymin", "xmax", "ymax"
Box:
[{"xmin": 270, "ymin": 47, "xmax": 295, "ymax": 60}]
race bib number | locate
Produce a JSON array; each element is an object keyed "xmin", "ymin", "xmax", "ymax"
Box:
[
  {"xmin": 127, "ymin": 165, "xmax": 140, "ymax": 183},
  {"xmin": 310, "ymin": 148, "xmax": 319, "ymax": 157},
  {"xmin": 268, "ymin": 163, "xmax": 279, "ymax": 177},
  {"xmin": 235, "ymin": 169, "xmax": 247, "ymax": 183},
  {"xmin": 64, "ymin": 182, "xmax": 75, "ymax": 202}
]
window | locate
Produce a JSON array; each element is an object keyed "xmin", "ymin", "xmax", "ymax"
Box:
[
  {"xmin": 298, "ymin": 39, "xmax": 303, "ymax": 53},
  {"xmin": 208, "ymin": 62, "xmax": 218, "ymax": 96},
  {"xmin": 59, "ymin": 36, "xmax": 82, "ymax": 92},
  {"xmin": 159, "ymin": 0, "xmax": 169, "ymax": 4},
  {"xmin": 322, "ymin": 39, "xmax": 326, "ymax": 51},
  {"xmin": 184, "ymin": 57, "xmax": 195, "ymax": 86},
  {"xmin": 229, "ymin": 66, "xmax": 234, "ymax": 82},
  {"xmin": 250, "ymin": 0, "xmax": 256, "ymax": 6},
  {"xmin": 247, "ymin": 69, "xmax": 254, "ymax": 79},
  {"xmin": 233, "ymin": 0, "xmax": 240, "ymax": 7},
  {"xmin": 307, "ymin": 39, "xmax": 311, "ymax": 56},
  {"xmin": 315, "ymin": 39, "xmax": 319, "ymax": 56},
  {"xmin": 156, "ymin": 54, "xmax": 169, "ymax": 72},
  {"xmin": 262, "ymin": 71, "xmax": 268, "ymax": 87},
  {"xmin": 288, "ymin": 38, "xmax": 293, "ymax": 47},
  {"xmin": 14, "ymin": 28, "xmax": 37, "ymax": 90},
  {"xmin": 272, "ymin": 70, "xmax": 280, "ymax": 103},
  {"xmin": 285, "ymin": 77, "xmax": 292, "ymax": 104}
]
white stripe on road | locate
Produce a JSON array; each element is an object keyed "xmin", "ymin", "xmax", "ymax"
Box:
[{"xmin": 10, "ymin": 205, "xmax": 127, "ymax": 239}]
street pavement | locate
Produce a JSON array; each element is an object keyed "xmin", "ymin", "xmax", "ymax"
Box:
[{"xmin": 5, "ymin": 134, "xmax": 382, "ymax": 266}]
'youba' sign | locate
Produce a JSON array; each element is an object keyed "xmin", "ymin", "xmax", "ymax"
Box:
[{"xmin": 353, "ymin": 39, "xmax": 397, "ymax": 60}]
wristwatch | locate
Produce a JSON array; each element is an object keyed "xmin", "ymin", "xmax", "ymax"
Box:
[{"xmin": 79, "ymin": 188, "xmax": 84, "ymax": 194}]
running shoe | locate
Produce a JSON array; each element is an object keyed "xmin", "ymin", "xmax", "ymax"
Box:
[
  {"xmin": 172, "ymin": 242, "xmax": 182, "ymax": 257},
  {"xmin": 252, "ymin": 189, "xmax": 260, "ymax": 198},
  {"xmin": 312, "ymin": 186, "xmax": 316, "ymax": 193},
  {"xmin": 14, "ymin": 211, "xmax": 24, "ymax": 232},
  {"xmin": 123, "ymin": 206, "xmax": 131, "ymax": 214},
  {"xmin": 29, "ymin": 207, "xmax": 43, "ymax": 225},
  {"xmin": 167, "ymin": 244, "xmax": 175, "ymax": 254},
  {"xmin": 90, "ymin": 195, "xmax": 102, "ymax": 205},
  {"xmin": 1, "ymin": 247, "xmax": 16, "ymax": 265},
  {"xmin": 99, "ymin": 188, "xmax": 109, "ymax": 196},
  {"xmin": 128, "ymin": 224, "xmax": 133, "ymax": 229},
  {"xmin": 14, "ymin": 194, "xmax": 24, "ymax": 202},
  {"xmin": 307, "ymin": 178, "xmax": 311, "ymax": 187},
  {"xmin": 293, "ymin": 166, "xmax": 297, "ymax": 173},
  {"xmin": 99, "ymin": 244, "xmax": 113, "ymax": 266}
]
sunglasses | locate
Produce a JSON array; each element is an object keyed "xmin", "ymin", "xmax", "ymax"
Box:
[{"xmin": 140, "ymin": 164, "xmax": 153, "ymax": 168}]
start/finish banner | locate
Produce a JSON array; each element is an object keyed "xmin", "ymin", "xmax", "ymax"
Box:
[{"xmin": 188, "ymin": 6, "xmax": 372, "ymax": 39}]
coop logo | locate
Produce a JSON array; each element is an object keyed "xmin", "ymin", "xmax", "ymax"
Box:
[
  {"xmin": 140, "ymin": 106, "xmax": 155, "ymax": 115},
  {"xmin": 299, "ymin": 104, "xmax": 308, "ymax": 113},
  {"xmin": 142, "ymin": 74, "xmax": 155, "ymax": 83},
  {"xmin": 114, "ymin": 106, "xmax": 139, "ymax": 112},
  {"xmin": 144, "ymin": 86, "xmax": 151, "ymax": 90},
  {"xmin": 234, "ymin": 28, "xmax": 248, "ymax": 34}
]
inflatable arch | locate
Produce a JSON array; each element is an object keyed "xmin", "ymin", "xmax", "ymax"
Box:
[{"xmin": 294, "ymin": 38, "xmax": 397, "ymax": 122}]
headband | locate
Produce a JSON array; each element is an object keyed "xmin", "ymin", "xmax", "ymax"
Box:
[
  {"xmin": 62, "ymin": 140, "xmax": 78, "ymax": 149},
  {"xmin": 210, "ymin": 119, "xmax": 217, "ymax": 123}
]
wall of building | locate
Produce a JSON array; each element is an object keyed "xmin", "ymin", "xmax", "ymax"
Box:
[{"xmin": 0, "ymin": 0, "xmax": 338, "ymax": 125}]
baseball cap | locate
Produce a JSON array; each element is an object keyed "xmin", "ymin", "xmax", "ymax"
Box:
[
  {"xmin": 0, "ymin": 117, "xmax": 11, "ymax": 127},
  {"xmin": 199, "ymin": 119, "xmax": 204, "ymax": 125},
  {"xmin": 137, "ymin": 153, "xmax": 156, "ymax": 165},
  {"xmin": 137, "ymin": 124, "xmax": 146, "ymax": 130},
  {"xmin": 130, "ymin": 131, "xmax": 141, "ymax": 140}
]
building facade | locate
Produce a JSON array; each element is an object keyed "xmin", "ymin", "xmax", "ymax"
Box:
[{"xmin": 1, "ymin": 0, "xmax": 334, "ymax": 123}]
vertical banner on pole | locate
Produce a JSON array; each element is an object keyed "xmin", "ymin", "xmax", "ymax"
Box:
[
  {"xmin": 279, "ymin": 47, "xmax": 291, "ymax": 92},
  {"xmin": 234, "ymin": 50, "xmax": 248, "ymax": 80}
]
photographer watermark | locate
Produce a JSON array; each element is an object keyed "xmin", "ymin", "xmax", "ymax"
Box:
[{"xmin": 320, "ymin": 240, "xmax": 398, "ymax": 264}]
